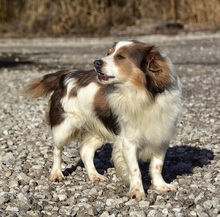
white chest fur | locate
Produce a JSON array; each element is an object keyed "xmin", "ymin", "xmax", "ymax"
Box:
[{"xmin": 108, "ymin": 83, "xmax": 181, "ymax": 148}]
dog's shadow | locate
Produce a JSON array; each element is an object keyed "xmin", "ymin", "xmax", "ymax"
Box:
[{"xmin": 63, "ymin": 144, "xmax": 214, "ymax": 188}]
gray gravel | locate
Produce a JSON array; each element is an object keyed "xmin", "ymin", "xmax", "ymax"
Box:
[{"xmin": 0, "ymin": 32, "xmax": 220, "ymax": 216}]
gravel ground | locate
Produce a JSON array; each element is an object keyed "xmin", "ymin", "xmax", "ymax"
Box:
[{"xmin": 0, "ymin": 32, "xmax": 220, "ymax": 217}]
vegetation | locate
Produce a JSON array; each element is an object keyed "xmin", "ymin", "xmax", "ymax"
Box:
[{"xmin": 0, "ymin": 0, "xmax": 219, "ymax": 37}]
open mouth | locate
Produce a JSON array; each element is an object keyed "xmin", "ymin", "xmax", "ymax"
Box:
[{"xmin": 96, "ymin": 70, "xmax": 115, "ymax": 81}]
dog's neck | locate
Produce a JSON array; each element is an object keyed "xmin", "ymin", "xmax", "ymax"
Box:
[{"xmin": 106, "ymin": 82, "xmax": 153, "ymax": 116}]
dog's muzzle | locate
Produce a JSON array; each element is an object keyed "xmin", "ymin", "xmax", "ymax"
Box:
[{"xmin": 94, "ymin": 60, "xmax": 103, "ymax": 70}]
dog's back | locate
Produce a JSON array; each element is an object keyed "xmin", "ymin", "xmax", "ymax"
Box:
[{"xmin": 22, "ymin": 69, "xmax": 119, "ymax": 135}]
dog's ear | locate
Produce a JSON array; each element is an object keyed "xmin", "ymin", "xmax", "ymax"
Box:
[
  {"xmin": 147, "ymin": 50, "xmax": 163, "ymax": 73},
  {"xmin": 145, "ymin": 47, "xmax": 171, "ymax": 94}
]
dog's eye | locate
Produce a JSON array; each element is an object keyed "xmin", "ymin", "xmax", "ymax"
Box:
[
  {"xmin": 107, "ymin": 52, "xmax": 110, "ymax": 56},
  {"xmin": 117, "ymin": 54, "xmax": 125, "ymax": 60}
]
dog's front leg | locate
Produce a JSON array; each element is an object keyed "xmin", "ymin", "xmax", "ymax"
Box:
[
  {"xmin": 150, "ymin": 153, "xmax": 176, "ymax": 192},
  {"xmin": 122, "ymin": 139, "xmax": 145, "ymax": 201}
]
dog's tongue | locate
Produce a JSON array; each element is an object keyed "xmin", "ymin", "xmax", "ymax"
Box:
[{"xmin": 98, "ymin": 74, "xmax": 109, "ymax": 81}]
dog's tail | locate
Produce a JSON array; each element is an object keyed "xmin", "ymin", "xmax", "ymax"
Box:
[
  {"xmin": 112, "ymin": 141, "xmax": 130, "ymax": 184},
  {"xmin": 20, "ymin": 70, "xmax": 68, "ymax": 98}
]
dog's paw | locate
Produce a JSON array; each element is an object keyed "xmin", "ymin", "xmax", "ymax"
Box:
[
  {"xmin": 90, "ymin": 173, "xmax": 108, "ymax": 182},
  {"xmin": 127, "ymin": 188, "xmax": 145, "ymax": 201},
  {"xmin": 50, "ymin": 171, "xmax": 65, "ymax": 182},
  {"xmin": 155, "ymin": 183, "xmax": 176, "ymax": 193}
]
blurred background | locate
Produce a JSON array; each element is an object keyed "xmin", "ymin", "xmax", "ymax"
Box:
[{"xmin": 0, "ymin": 0, "xmax": 220, "ymax": 37}]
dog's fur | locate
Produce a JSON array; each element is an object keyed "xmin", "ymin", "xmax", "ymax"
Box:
[{"xmin": 22, "ymin": 40, "xmax": 182, "ymax": 200}]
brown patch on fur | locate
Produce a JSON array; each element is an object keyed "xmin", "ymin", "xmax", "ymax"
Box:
[
  {"xmin": 48, "ymin": 69, "xmax": 98, "ymax": 126},
  {"xmin": 129, "ymin": 68, "xmax": 147, "ymax": 88},
  {"xmin": 47, "ymin": 88, "xmax": 66, "ymax": 127},
  {"xmin": 146, "ymin": 49, "xmax": 171, "ymax": 94},
  {"xmin": 113, "ymin": 41, "xmax": 171, "ymax": 96},
  {"xmin": 112, "ymin": 46, "xmax": 147, "ymax": 88},
  {"xmin": 155, "ymin": 164, "xmax": 162, "ymax": 172},
  {"xmin": 48, "ymin": 102, "xmax": 64, "ymax": 127},
  {"xmin": 94, "ymin": 86, "xmax": 120, "ymax": 134},
  {"xmin": 68, "ymin": 69, "xmax": 98, "ymax": 97}
]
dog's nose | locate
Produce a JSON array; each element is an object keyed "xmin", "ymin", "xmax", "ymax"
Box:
[{"xmin": 94, "ymin": 59, "xmax": 103, "ymax": 68}]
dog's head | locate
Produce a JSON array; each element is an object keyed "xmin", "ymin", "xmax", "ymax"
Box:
[{"xmin": 94, "ymin": 40, "xmax": 172, "ymax": 94}]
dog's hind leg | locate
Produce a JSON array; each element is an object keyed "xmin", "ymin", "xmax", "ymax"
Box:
[
  {"xmin": 49, "ymin": 120, "xmax": 73, "ymax": 182},
  {"xmin": 80, "ymin": 135, "xmax": 107, "ymax": 182}
]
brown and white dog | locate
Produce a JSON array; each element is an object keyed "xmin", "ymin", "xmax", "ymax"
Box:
[{"xmin": 22, "ymin": 40, "xmax": 182, "ymax": 200}]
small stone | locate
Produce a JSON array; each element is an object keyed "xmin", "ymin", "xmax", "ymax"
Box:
[
  {"xmin": 125, "ymin": 199, "xmax": 137, "ymax": 206},
  {"xmin": 17, "ymin": 172, "xmax": 30, "ymax": 184},
  {"xmin": 147, "ymin": 210, "xmax": 157, "ymax": 217},
  {"xmin": 79, "ymin": 197, "xmax": 88, "ymax": 203},
  {"xmin": 162, "ymin": 208, "xmax": 168, "ymax": 215},
  {"xmin": 87, "ymin": 207, "xmax": 95, "ymax": 216},
  {"xmin": 197, "ymin": 211, "xmax": 209, "ymax": 217},
  {"xmin": 9, "ymin": 179, "xmax": 19, "ymax": 188},
  {"xmin": 89, "ymin": 187, "xmax": 98, "ymax": 195},
  {"xmin": 32, "ymin": 165, "xmax": 43, "ymax": 170},
  {"xmin": 6, "ymin": 205, "xmax": 19, "ymax": 212},
  {"xmin": 190, "ymin": 211, "xmax": 197, "ymax": 216},
  {"xmin": 71, "ymin": 206, "xmax": 80, "ymax": 216},
  {"xmin": 106, "ymin": 198, "xmax": 115, "ymax": 207},
  {"xmin": 100, "ymin": 211, "xmax": 110, "ymax": 217},
  {"xmin": 59, "ymin": 205, "xmax": 73, "ymax": 215},
  {"xmin": 17, "ymin": 192, "xmax": 29, "ymax": 204},
  {"xmin": 195, "ymin": 192, "xmax": 204, "ymax": 204},
  {"xmin": 26, "ymin": 211, "xmax": 41, "ymax": 217},
  {"xmin": 3, "ymin": 130, "xmax": 8, "ymax": 135},
  {"xmin": 57, "ymin": 193, "xmax": 67, "ymax": 201},
  {"xmin": 139, "ymin": 200, "xmax": 150, "ymax": 209},
  {"xmin": 129, "ymin": 210, "xmax": 146, "ymax": 217},
  {"xmin": 0, "ymin": 195, "xmax": 6, "ymax": 205},
  {"xmin": 203, "ymin": 200, "xmax": 212, "ymax": 209},
  {"xmin": 172, "ymin": 208, "xmax": 181, "ymax": 213},
  {"xmin": 7, "ymin": 140, "xmax": 14, "ymax": 146}
]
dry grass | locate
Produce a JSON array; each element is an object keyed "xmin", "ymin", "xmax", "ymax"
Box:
[{"xmin": 0, "ymin": 0, "xmax": 220, "ymax": 37}]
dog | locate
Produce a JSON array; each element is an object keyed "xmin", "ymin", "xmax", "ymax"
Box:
[{"xmin": 22, "ymin": 40, "xmax": 182, "ymax": 200}]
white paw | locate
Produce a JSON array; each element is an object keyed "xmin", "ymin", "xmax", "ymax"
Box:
[
  {"xmin": 89, "ymin": 173, "xmax": 108, "ymax": 182},
  {"xmin": 127, "ymin": 188, "xmax": 145, "ymax": 201},
  {"xmin": 50, "ymin": 171, "xmax": 65, "ymax": 182},
  {"xmin": 154, "ymin": 183, "xmax": 176, "ymax": 193}
]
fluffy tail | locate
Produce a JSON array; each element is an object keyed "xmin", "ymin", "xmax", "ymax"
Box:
[
  {"xmin": 112, "ymin": 141, "xmax": 130, "ymax": 184},
  {"xmin": 20, "ymin": 70, "xmax": 68, "ymax": 98}
]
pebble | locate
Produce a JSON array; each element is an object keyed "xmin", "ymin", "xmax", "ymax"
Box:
[
  {"xmin": 147, "ymin": 210, "xmax": 157, "ymax": 217},
  {"xmin": 100, "ymin": 211, "xmax": 110, "ymax": 217},
  {"xmin": 89, "ymin": 187, "xmax": 98, "ymax": 195},
  {"xmin": 57, "ymin": 193, "xmax": 67, "ymax": 201},
  {"xmin": 17, "ymin": 172, "xmax": 30, "ymax": 183},
  {"xmin": 203, "ymin": 200, "xmax": 213, "ymax": 209},
  {"xmin": 139, "ymin": 200, "xmax": 150, "ymax": 209},
  {"xmin": 0, "ymin": 195, "xmax": 6, "ymax": 205},
  {"xmin": 125, "ymin": 199, "xmax": 138, "ymax": 206},
  {"xmin": 130, "ymin": 210, "xmax": 146, "ymax": 217},
  {"xmin": 59, "ymin": 205, "xmax": 73, "ymax": 215},
  {"xmin": 106, "ymin": 198, "xmax": 115, "ymax": 207},
  {"xmin": 6, "ymin": 205, "xmax": 19, "ymax": 212}
]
